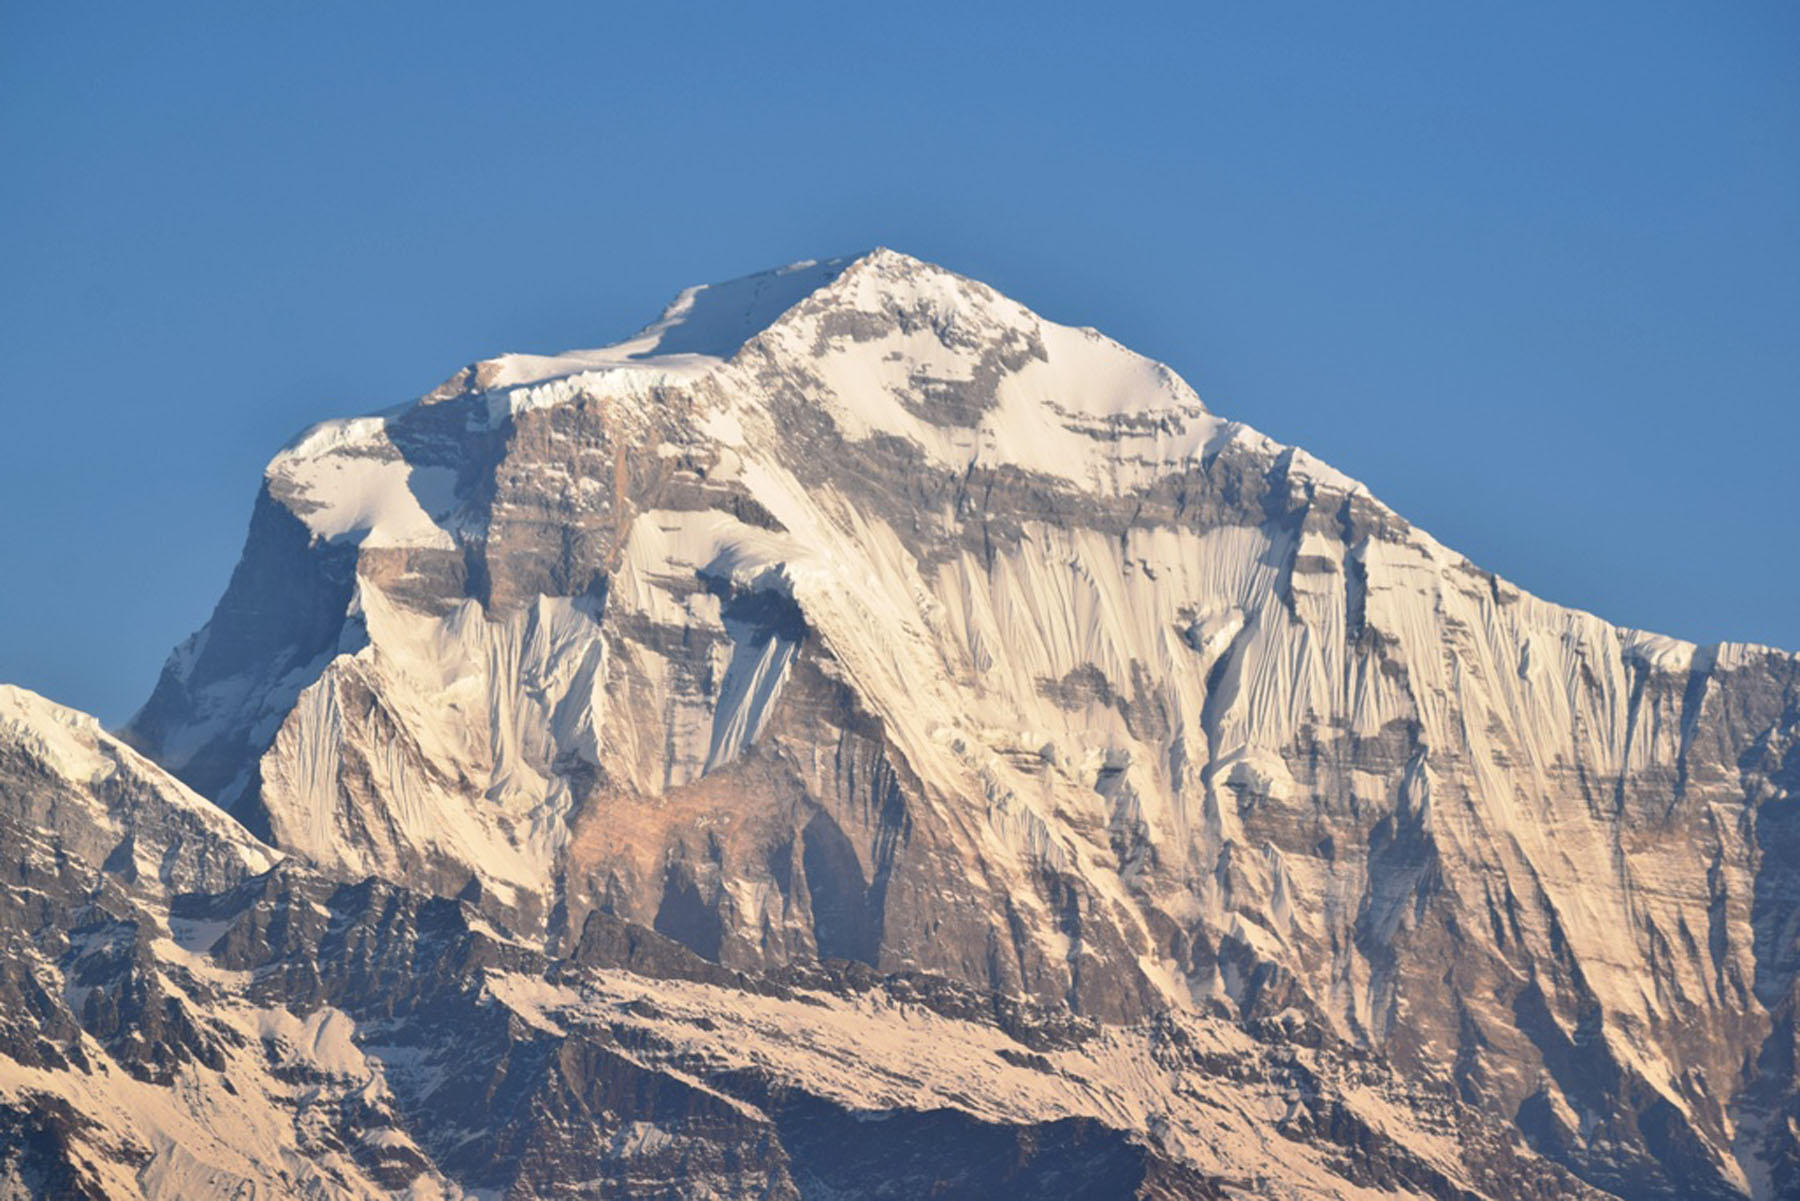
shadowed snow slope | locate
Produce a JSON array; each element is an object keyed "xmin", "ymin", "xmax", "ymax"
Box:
[{"xmin": 104, "ymin": 248, "xmax": 1800, "ymax": 1199}]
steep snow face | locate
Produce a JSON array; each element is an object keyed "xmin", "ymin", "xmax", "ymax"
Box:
[{"xmin": 125, "ymin": 249, "xmax": 1800, "ymax": 1198}]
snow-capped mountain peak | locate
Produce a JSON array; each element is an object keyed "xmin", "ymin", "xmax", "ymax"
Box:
[{"xmin": 99, "ymin": 251, "xmax": 1800, "ymax": 1199}]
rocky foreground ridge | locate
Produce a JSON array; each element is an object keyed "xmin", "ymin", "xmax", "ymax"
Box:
[{"xmin": 2, "ymin": 250, "xmax": 1796, "ymax": 1198}]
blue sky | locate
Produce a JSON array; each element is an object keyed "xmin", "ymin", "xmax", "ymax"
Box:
[{"xmin": 2, "ymin": 3, "xmax": 1796, "ymax": 724}]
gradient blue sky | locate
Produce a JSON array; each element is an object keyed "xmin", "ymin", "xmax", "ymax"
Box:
[{"xmin": 3, "ymin": 3, "xmax": 1796, "ymax": 724}]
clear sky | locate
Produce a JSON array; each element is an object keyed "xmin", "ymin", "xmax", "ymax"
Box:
[{"xmin": 2, "ymin": 3, "xmax": 1796, "ymax": 725}]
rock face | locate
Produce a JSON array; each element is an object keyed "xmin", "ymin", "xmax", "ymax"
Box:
[{"xmin": 2, "ymin": 248, "xmax": 1793, "ymax": 1198}]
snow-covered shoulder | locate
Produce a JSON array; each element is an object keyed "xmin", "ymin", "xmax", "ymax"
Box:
[{"xmin": 0, "ymin": 683, "xmax": 115, "ymax": 782}]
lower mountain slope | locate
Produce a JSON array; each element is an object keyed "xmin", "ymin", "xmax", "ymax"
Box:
[{"xmin": 0, "ymin": 685, "xmax": 1602, "ymax": 1199}]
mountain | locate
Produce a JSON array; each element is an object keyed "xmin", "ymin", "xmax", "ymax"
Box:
[{"xmin": 2, "ymin": 249, "xmax": 1794, "ymax": 1198}]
